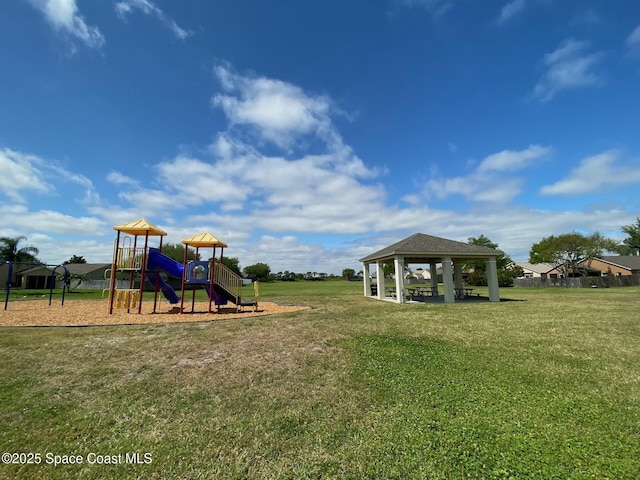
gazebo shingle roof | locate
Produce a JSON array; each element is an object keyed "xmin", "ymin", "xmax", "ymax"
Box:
[{"xmin": 359, "ymin": 233, "xmax": 502, "ymax": 263}]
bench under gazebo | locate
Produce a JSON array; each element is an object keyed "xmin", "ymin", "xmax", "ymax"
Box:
[{"xmin": 359, "ymin": 233, "xmax": 502, "ymax": 304}]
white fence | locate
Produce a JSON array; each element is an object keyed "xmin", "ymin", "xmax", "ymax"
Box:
[
  {"xmin": 66, "ymin": 279, "xmax": 131, "ymax": 290},
  {"xmin": 514, "ymin": 274, "xmax": 640, "ymax": 288}
]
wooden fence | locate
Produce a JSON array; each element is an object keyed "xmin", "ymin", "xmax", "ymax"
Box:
[{"xmin": 514, "ymin": 274, "xmax": 640, "ymax": 288}]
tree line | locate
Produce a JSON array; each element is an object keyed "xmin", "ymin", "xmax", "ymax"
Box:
[{"xmin": 471, "ymin": 217, "xmax": 640, "ymax": 286}]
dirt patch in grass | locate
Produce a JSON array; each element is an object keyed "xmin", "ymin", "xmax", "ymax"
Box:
[{"xmin": 0, "ymin": 299, "xmax": 311, "ymax": 327}]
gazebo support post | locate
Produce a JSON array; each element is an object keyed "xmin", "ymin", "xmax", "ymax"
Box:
[
  {"xmin": 376, "ymin": 260, "xmax": 385, "ymax": 299},
  {"xmin": 454, "ymin": 262, "xmax": 464, "ymax": 298},
  {"xmin": 363, "ymin": 263, "xmax": 371, "ymax": 296},
  {"xmin": 430, "ymin": 262, "xmax": 438, "ymax": 295},
  {"xmin": 487, "ymin": 257, "xmax": 500, "ymax": 302},
  {"xmin": 442, "ymin": 257, "xmax": 455, "ymax": 303},
  {"xmin": 394, "ymin": 256, "xmax": 405, "ymax": 303}
]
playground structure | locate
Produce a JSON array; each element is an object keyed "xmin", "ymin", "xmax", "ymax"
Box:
[
  {"xmin": 107, "ymin": 219, "xmax": 254, "ymax": 315},
  {"xmin": 3, "ymin": 262, "xmax": 70, "ymax": 311}
]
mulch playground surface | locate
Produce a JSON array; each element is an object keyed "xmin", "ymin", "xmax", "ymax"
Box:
[{"xmin": 0, "ymin": 299, "xmax": 311, "ymax": 327}]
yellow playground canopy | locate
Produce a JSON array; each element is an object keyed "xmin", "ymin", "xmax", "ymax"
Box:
[
  {"xmin": 181, "ymin": 232, "xmax": 227, "ymax": 248},
  {"xmin": 113, "ymin": 218, "xmax": 167, "ymax": 237}
]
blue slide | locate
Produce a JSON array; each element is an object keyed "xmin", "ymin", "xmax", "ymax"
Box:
[
  {"xmin": 148, "ymin": 248, "xmax": 184, "ymax": 278},
  {"xmin": 146, "ymin": 248, "xmax": 226, "ymax": 305},
  {"xmin": 146, "ymin": 248, "xmax": 183, "ymax": 304}
]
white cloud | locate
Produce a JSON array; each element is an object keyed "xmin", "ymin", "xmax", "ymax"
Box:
[
  {"xmin": 29, "ymin": 0, "xmax": 105, "ymax": 50},
  {"xmin": 155, "ymin": 155, "xmax": 249, "ymax": 208},
  {"xmin": 245, "ymin": 235, "xmax": 332, "ymax": 274},
  {"xmin": 426, "ymin": 173, "xmax": 522, "ymax": 204},
  {"xmin": 107, "ymin": 171, "xmax": 140, "ymax": 187},
  {"xmin": 115, "ymin": 0, "xmax": 193, "ymax": 40},
  {"xmin": 532, "ymin": 39, "xmax": 604, "ymax": 102},
  {"xmin": 474, "ymin": 178, "xmax": 523, "ymax": 203},
  {"xmin": 143, "ymin": 148, "xmax": 384, "ymax": 233},
  {"xmin": 626, "ymin": 26, "xmax": 640, "ymax": 46},
  {"xmin": 210, "ymin": 64, "xmax": 377, "ymax": 182},
  {"xmin": 626, "ymin": 25, "xmax": 640, "ymax": 54},
  {"xmin": 399, "ymin": 0, "xmax": 454, "ymax": 18},
  {"xmin": 0, "ymin": 148, "xmax": 52, "ymax": 202},
  {"xmin": 103, "ymin": 142, "xmax": 381, "ymax": 230},
  {"xmin": 424, "ymin": 145, "xmax": 549, "ymax": 203},
  {"xmin": 497, "ymin": 0, "xmax": 526, "ymax": 25},
  {"xmin": 27, "ymin": 67, "xmax": 381, "ymax": 246},
  {"xmin": 540, "ymin": 150, "xmax": 640, "ymax": 195},
  {"xmin": 570, "ymin": 9, "xmax": 601, "ymax": 27},
  {"xmin": 4, "ymin": 200, "xmax": 634, "ymax": 269},
  {"xmin": 0, "ymin": 204, "xmax": 105, "ymax": 235},
  {"xmin": 478, "ymin": 145, "xmax": 551, "ymax": 172},
  {"xmin": 2, "ymin": 149, "xmax": 636, "ymax": 272},
  {"xmin": 48, "ymin": 163, "xmax": 94, "ymax": 193},
  {"xmin": 212, "ymin": 64, "xmax": 336, "ymax": 150},
  {"xmin": 0, "ymin": 145, "xmax": 97, "ymax": 207},
  {"xmin": 117, "ymin": 187, "xmax": 183, "ymax": 214}
]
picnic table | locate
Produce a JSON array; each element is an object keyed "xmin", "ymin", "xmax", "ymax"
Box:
[
  {"xmin": 407, "ymin": 286, "xmax": 438, "ymax": 300},
  {"xmin": 455, "ymin": 287, "xmax": 475, "ymax": 298}
]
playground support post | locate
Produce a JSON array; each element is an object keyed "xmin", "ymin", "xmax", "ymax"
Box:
[
  {"xmin": 151, "ymin": 236, "xmax": 164, "ymax": 314},
  {"xmin": 108, "ymin": 230, "xmax": 121, "ymax": 314},
  {"xmin": 180, "ymin": 244, "xmax": 188, "ymax": 314},
  {"xmin": 49, "ymin": 265, "xmax": 69, "ymax": 306},
  {"xmin": 208, "ymin": 246, "xmax": 216, "ymax": 314},
  {"xmin": 137, "ymin": 231, "xmax": 150, "ymax": 314},
  {"xmin": 3, "ymin": 261, "xmax": 13, "ymax": 311}
]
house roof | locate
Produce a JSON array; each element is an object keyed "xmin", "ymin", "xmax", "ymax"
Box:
[
  {"xmin": 359, "ymin": 233, "xmax": 503, "ymax": 263},
  {"xmin": 516, "ymin": 262, "xmax": 557, "ymax": 274},
  {"xmin": 18, "ymin": 263, "xmax": 111, "ymax": 276},
  {"xmin": 17, "ymin": 265, "xmax": 52, "ymax": 275},
  {"xmin": 62, "ymin": 263, "xmax": 111, "ymax": 276},
  {"xmin": 113, "ymin": 218, "xmax": 167, "ymax": 236},
  {"xmin": 596, "ymin": 256, "xmax": 640, "ymax": 271}
]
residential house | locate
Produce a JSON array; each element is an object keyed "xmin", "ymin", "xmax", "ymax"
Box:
[
  {"xmin": 15, "ymin": 265, "xmax": 57, "ymax": 289},
  {"xmin": 515, "ymin": 262, "xmax": 558, "ymax": 279},
  {"xmin": 581, "ymin": 256, "xmax": 640, "ymax": 276},
  {"xmin": 412, "ymin": 267, "xmax": 431, "ymax": 281},
  {"xmin": 0, "ymin": 262, "xmax": 36, "ymax": 288},
  {"xmin": 16, "ymin": 263, "xmax": 112, "ymax": 289}
]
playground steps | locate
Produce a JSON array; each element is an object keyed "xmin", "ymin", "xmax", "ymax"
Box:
[
  {"xmin": 213, "ymin": 262, "xmax": 243, "ymax": 305},
  {"xmin": 213, "ymin": 263, "xmax": 259, "ymax": 311}
]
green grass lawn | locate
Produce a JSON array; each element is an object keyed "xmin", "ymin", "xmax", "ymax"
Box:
[{"xmin": 1, "ymin": 282, "xmax": 639, "ymax": 479}]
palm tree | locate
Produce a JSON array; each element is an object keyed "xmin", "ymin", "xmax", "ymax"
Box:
[{"xmin": 0, "ymin": 236, "xmax": 40, "ymax": 263}]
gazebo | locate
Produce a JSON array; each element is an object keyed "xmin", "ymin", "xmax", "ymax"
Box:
[{"xmin": 359, "ymin": 233, "xmax": 502, "ymax": 304}]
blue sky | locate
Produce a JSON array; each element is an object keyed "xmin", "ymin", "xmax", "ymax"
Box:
[{"xmin": 1, "ymin": 0, "xmax": 639, "ymax": 274}]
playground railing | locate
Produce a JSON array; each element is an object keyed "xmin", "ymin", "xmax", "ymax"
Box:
[
  {"xmin": 213, "ymin": 262, "xmax": 242, "ymax": 301},
  {"xmin": 115, "ymin": 247, "xmax": 145, "ymax": 270}
]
